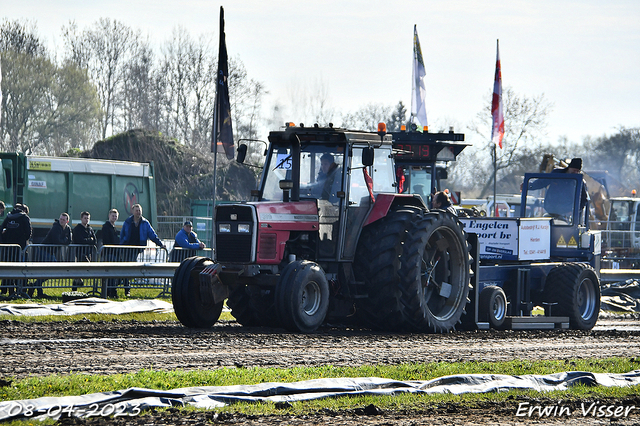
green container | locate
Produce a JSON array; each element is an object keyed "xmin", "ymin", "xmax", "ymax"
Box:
[{"xmin": 0, "ymin": 153, "xmax": 157, "ymax": 243}]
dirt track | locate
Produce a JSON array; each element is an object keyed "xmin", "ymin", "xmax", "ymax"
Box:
[{"xmin": 2, "ymin": 316, "xmax": 640, "ymax": 425}]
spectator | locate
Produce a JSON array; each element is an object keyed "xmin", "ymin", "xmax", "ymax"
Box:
[
  {"xmin": 175, "ymin": 221, "xmax": 205, "ymax": 250},
  {"xmin": 101, "ymin": 209, "xmax": 120, "ymax": 297},
  {"xmin": 71, "ymin": 211, "xmax": 97, "ymax": 291},
  {"xmin": 72, "ymin": 211, "xmax": 97, "ymax": 252},
  {"xmin": 120, "ymin": 204, "xmax": 164, "ymax": 249},
  {"xmin": 101, "ymin": 209, "xmax": 120, "ymax": 246},
  {"xmin": 171, "ymin": 221, "xmax": 205, "ymax": 261},
  {"xmin": 432, "ymin": 191, "xmax": 457, "ymax": 216},
  {"xmin": 120, "ymin": 204, "xmax": 164, "ymax": 297},
  {"xmin": 1, "ymin": 203, "xmax": 31, "ymax": 296},
  {"xmin": 30, "ymin": 213, "xmax": 71, "ymax": 298},
  {"xmin": 0, "ymin": 200, "xmax": 4, "ymax": 220},
  {"xmin": 1, "ymin": 203, "xmax": 32, "ymax": 249}
]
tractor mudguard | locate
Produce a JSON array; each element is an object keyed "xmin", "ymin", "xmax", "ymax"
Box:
[
  {"xmin": 199, "ymin": 263, "xmax": 228, "ymax": 305},
  {"xmin": 363, "ymin": 193, "xmax": 426, "ymax": 226}
]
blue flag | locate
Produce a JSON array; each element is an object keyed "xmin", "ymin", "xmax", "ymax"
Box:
[{"xmin": 212, "ymin": 6, "xmax": 234, "ymax": 159}]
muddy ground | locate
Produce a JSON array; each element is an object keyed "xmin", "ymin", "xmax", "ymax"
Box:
[{"xmin": 2, "ymin": 316, "xmax": 640, "ymax": 425}]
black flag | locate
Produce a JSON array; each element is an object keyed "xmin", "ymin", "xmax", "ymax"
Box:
[{"xmin": 212, "ymin": 6, "xmax": 234, "ymax": 159}]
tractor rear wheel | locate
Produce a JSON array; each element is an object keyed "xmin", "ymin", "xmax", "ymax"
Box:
[
  {"xmin": 171, "ymin": 256, "xmax": 223, "ymax": 328},
  {"xmin": 544, "ymin": 263, "xmax": 600, "ymax": 330},
  {"xmin": 276, "ymin": 260, "xmax": 329, "ymax": 333},
  {"xmin": 478, "ymin": 285, "xmax": 507, "ymax": 329},
  {"xmin": 399, "ymin": 211, "xmax": 472, "ymax": 332},
  {"xmin": 227, "ymin": 285, "xmax": 277, "ymax": 327},
  {"xmin": 353, "ymin": 207, "xmax": 419, "ymax": 330}
]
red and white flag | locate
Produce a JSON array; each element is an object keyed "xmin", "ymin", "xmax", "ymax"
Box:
[{"xmin": 491, "ymin": 40, "xmax": 504, "ymax": 149}]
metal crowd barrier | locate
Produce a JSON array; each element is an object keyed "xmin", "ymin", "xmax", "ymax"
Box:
[
  {"xmin": 0, "ymin": 243, "xmax": 171, "ymax": 298},
  {"xmin": 0, "ymin": 244, "xmax": 25, "ymax": 297},
  {"xmin": 98, "ymin": 245, "xmax": 170, "ymax": 297}
]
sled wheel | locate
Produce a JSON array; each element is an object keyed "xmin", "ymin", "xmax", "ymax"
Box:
[
  {"xmin": 478, "ymin": 285, "xmax": 507, "ymax": 329},
  {"xmin": 544, "ymin": 263, "xmax": 600, "ymax": 330}
]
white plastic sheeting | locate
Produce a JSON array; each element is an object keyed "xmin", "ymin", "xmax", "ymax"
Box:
[
  {"xmin": 0, "ymin": 298, "xmax": 173, "ymax": 316},
  {"xmin": 1, "ymin": 370, "xmax": 639, "ymax": 421}
]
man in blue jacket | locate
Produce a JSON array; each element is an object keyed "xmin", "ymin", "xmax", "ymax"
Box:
[
  {"xmin": 170, "ymin": 221, "xmax": 205, "ymax": 262},
  {"xmin": 175, "ymin": 221, "xmax": 205, "ymax": 250},
  {"xmin": 120, "ymin": 204, "xmax": 165, "ymax": 296},
  {"xmin": 120, "ymin": 204, "xmax": 165, "ymax": 249}
]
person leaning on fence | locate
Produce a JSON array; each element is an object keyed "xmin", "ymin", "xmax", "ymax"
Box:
[
  {"xmin": 172, "ymin": 221, "xmax": 204, "ymax": 261},
  {"xmin": 1, "ymin": 203, "xmax": 32, "ymax": 296},
  {"xmin": 30, "ymin": 213, "xmax": 71, "ymax": 298},
  {"xmin": 120, "ymin": 204, "xmax": 165, "ymax": 250},
  {"xmin": 101, "ymin": 209, "xmax": 121, "ymax": 297},
  {"xmin": 120, "ymin": 204, "xmax": 165, "ymax": 296},
  {"xmin": 71, "ymin": 211, "xmax": 97, "ymax": 291}
]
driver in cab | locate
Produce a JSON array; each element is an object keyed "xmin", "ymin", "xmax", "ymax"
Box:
[{"xmin": 305, "ymin": 153, "xmax": 341, "ymax": 202}]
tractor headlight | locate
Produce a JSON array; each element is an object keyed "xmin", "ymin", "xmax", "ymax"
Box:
[
  {"xmin": 219, "ymin": 223, "xmax": 231, "ymax": 233},
  {"xmin": 237, "ymin": 224, "xmax": 250, "ymax": 233}
]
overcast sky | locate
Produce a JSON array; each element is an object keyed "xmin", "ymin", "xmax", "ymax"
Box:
[{"xmin": 3, "ymin": 0, "xmax": 639, "ymax": 146}]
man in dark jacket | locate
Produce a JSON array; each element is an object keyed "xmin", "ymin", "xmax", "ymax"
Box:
[
  {"xmin": 30, "ymin": 213, "xmax": 71, "ymax": 297},
  {"xmin": 101, "ymin": 209, "xmax": 120, "ymax": 246},
  {"xmin": 1, "ymin": 203, "xmax": 31, "ymax": 295},
  {"xmin": 71, "ymin": 211, "xmax": 97, "ymax": 291},
  {"xmin": 101, "ymin": 208, "xmax": 120, "ymax": 297},
  {"xmin": 1, "ymin": 203, "xmax": 32, "ymax": 250}
]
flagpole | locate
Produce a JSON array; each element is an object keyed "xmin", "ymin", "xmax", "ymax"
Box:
[
  {"xmin": 490, "ymin": 39, "xmax": 503, "ymax": 217},
  {"xmin": 493, "ymin": 143, "xmax": 497, "ymax": 217}
]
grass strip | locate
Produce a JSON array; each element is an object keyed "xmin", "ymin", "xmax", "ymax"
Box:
[{"xmin": 2, "ymin": 358, "xmax": 640, "ymax": 409}]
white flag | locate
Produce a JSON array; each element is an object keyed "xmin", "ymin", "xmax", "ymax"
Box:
[
  {"xmin": 411, "ymin": 25, "xmax": 428, "ymax": 129},
  {"xmin": 491, "ymin": 40, "xmax": 504, "ymax": 149}
]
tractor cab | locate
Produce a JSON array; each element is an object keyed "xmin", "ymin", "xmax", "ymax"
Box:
[
  {"xmin": 256, "ymin": 124, "xmax": 398, "ymax": 262},
  {"xmin": 392, "ymin": 128, "xmax": 468, "ymax": 206},
  {"xmin": 521, "ymin": 172, "xmax": 600, "ymax": 265}
]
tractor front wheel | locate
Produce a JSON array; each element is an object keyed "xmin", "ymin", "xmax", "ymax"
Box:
[
  {"xmin": 171, "ymin": 256, "xmax": 223, "ymax": 328},
  {"xmin": 276, "ymin": 260, "xmax": 329, "ymax": 333}
]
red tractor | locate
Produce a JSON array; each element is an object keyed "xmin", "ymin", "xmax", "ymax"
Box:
[{"xmin": 172, "ymin": 124, "xmax": 472, "ymax": 333}]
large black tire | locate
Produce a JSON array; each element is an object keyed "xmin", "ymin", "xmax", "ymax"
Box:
[
  {"xmin": 544, "ymin": 263, "xmax": 600, "ymax": 330},
  {"xmin": 275, "ymin": 260, "xmax": 329, "ymax": 333},
  {"xmin": 478, "ymin": 285, "xmax": 507, "ymax": 329},
  {"xmin": 399, "ymin": 211, "xmax": 472, "ymax": 332},
  {"xmin": 353, "ymin": 207, "xmax": 419, "ymax": 330},
  {"xmin": 226, "ymin": 285, "xmax": 277, "ymax": 327},
  {"xmin": 171, "ymin": 256, "xmax": 223, "ymax": 328}
]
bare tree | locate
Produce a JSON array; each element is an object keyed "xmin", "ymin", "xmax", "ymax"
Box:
[
  {"xmin": 1, "ymin": 20, "xmax": 100, "ymax": 154},
  {"xmin": 451, "ymin": 87, "xmax": 553, "ymax": 196},
  {"xmin": 340, "ymin": 103, "xmax": 394, "ymax": 131},
  {"xmin": 63, "ymin": 18, "xmax": 137, "ymax": 139}
]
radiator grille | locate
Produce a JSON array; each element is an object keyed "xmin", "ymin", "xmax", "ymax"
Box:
[{"xmin": 216, "ymin": 205, "xmax": 254, "ymax": 263}]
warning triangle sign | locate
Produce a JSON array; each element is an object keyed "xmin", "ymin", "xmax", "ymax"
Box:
[
  {"xmin": 568, "ymin": 236, "xmax": 578, "ymax": 248},
  {"xmin": 557, "ymin": 235, "xmax": 567, "ymax": 248}
]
